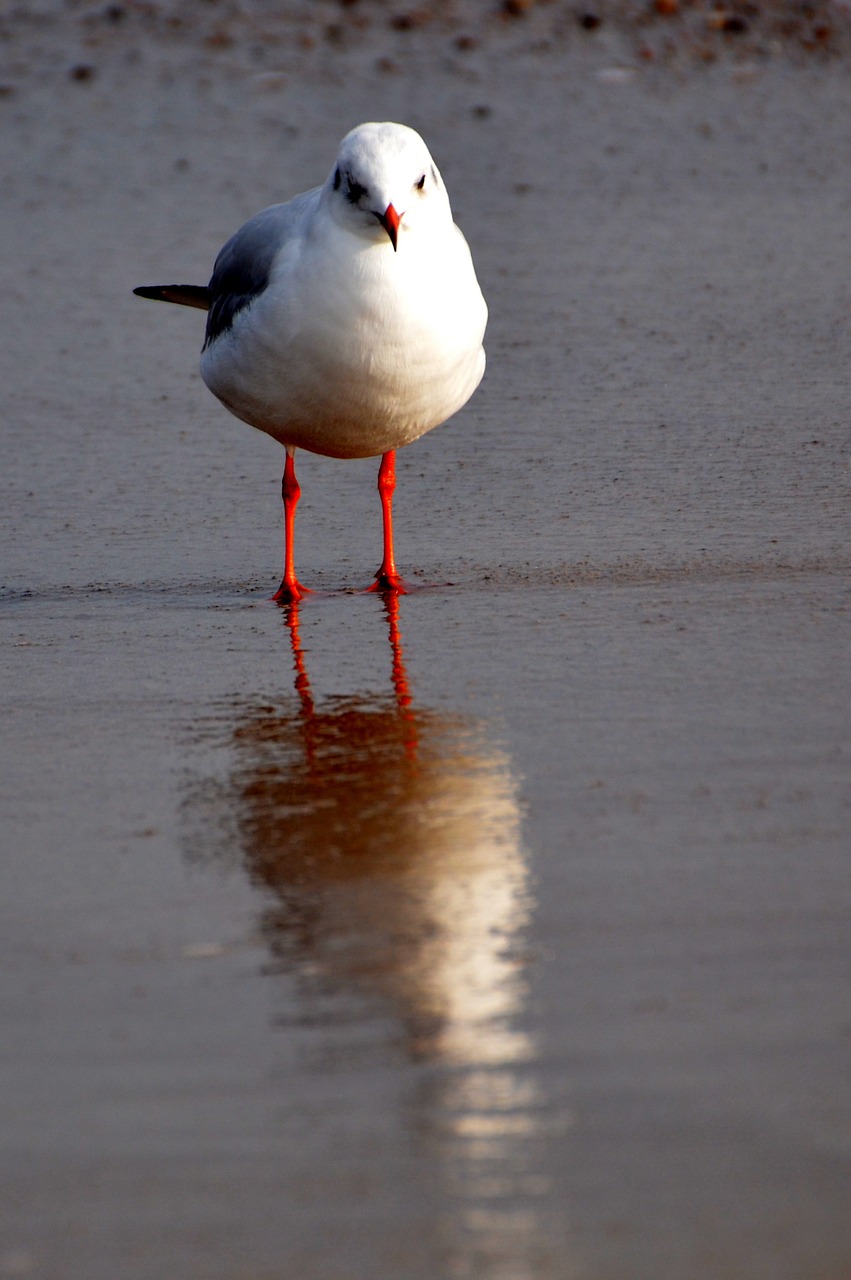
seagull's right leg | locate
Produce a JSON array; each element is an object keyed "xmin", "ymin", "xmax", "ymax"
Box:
[{"xmin": 271, "ymin": 448, "xmax": 312, "ymax": 603}]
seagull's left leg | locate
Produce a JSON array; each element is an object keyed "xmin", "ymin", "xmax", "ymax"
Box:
[
  {"xmin": 366, "ymin": 450, "xmax": 415, "ymax": 594},
  {"xmin": 272, "ymin": 448, "xmax": 312, "ymax": 603}
]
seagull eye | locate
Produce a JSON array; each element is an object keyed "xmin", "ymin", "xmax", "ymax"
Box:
[
  {"xmin": 345, "ymin": 175, "xmax": 369, "ymax": 204},
  {"xmin": 415, "ymin": 174, "xmax": 426, "ymax": 191},
  {"xmin": 333, "ymin": 168, "xmax": 341, "ymax": 190}
]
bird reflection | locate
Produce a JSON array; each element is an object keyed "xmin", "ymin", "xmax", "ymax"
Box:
[
  {"xmin": 185, "ymin": 596, "xmax": 556, "ymax": 1274},
  {"xmin": 231, "ymin": 594, "xmax": 531, "ymax": 1068}
]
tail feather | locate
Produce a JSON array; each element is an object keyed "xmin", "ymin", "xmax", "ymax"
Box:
[{"xmin": 134, "ymin": 284, "xmax": 211, "ymax": 311}]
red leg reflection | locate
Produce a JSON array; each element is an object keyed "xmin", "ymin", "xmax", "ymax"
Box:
[
  {"xmin": 384, "ymin": 590, "xmax": 412, "ymax": 712},
  {"xmin": 280, "ymin": 598, "xmax": 319, "ymax": 768},
  {"xmin": 281, "ymin": 592, "xmax": 417, "ymax": 764},
  {"xmin": 281, "ymin": 599, "xmax": 315, "ymax": 721},
  {"xmin": 382, "ymin": 591, "xmax": 418, "ymax": 760},
  {"xmin": 272, "ymin": 450, "xmax": 312, "ymax": 604},
  {"xmin": 365, "ymin": 451, "xmax": 417, "ymax": 594}
]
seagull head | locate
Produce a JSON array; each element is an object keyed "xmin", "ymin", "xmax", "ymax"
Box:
[{"xmin": 324, "ymin": 121, "xmax": 452, "ymax": 252}]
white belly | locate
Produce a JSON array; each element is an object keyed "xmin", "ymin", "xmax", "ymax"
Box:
[{"xmin": 201, "ymin": 221, "xmax": 487, "ymax": 460}]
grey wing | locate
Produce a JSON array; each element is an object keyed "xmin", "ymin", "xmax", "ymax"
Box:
[{"xmin": 203, "ymin": 189, "xmax": 320, "ymax": 350}]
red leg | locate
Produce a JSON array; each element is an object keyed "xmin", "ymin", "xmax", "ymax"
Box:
[
  {"xmin": 271, "ymin": 450, "xmax": 312, "ymax": 603},
  {"xmin": 366, "ymin": 451, "xmax": 415, "ymax": 593}
]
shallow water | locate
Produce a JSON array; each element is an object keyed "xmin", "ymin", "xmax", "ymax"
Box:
[{"xmin": 2, "ymin": 34, "xmax": 850, "ymax": 1280}]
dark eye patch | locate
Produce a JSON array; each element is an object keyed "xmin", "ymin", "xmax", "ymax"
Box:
[
  {"xmin": 415, "ymin": 174, "xmax": 426, "ymax": 190},
  {"xmin": 345, "ymin": 174, "xmax": 369, "ymax": 204},
  {"xmin": 333, "ymin": 168, "xmax": 341, "ymax": 190}
]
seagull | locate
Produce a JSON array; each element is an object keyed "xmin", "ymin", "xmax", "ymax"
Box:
[{"xmin": 134, "ymin": 121, "xmax": 487, "ymax": 601}]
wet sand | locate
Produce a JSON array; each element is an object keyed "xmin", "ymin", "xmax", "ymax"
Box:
[{"xmin": 2, "ymin": 9, "xmax": 850, "ymax": 1279}]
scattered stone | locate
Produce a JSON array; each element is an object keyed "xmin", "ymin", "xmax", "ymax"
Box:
[
  {"xmin": 204, "ymin": 27, "xmax": 235, "ymax": 49},
  {"xmin": 390, "ymin": 10, "xmax": 430, "ymax": 30}
]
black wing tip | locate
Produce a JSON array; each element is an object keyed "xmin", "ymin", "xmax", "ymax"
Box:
[{"xmin": 133, "ymin": 284, "xmax": 211, "ymax": 311}]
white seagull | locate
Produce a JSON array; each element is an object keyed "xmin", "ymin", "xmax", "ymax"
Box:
[{"xmin": 134, "ymin": 121, "xmax": 487, "ymax": 601}]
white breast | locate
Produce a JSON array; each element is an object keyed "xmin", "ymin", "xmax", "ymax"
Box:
[{"xmin": 201, "ymin": 216, "xmax": 487, "ymax": 460}]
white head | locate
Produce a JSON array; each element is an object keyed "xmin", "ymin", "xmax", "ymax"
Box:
[{"xmin": 322, "ymin": 121, "xmax": 453, "ymax": 251}]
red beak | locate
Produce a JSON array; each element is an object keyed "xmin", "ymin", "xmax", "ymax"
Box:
[{"xmin": 377, "ymin": 203, "xmax": 401, "ymax": 251}]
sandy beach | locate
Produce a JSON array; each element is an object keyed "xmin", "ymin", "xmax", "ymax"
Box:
[{"xmin": 1, "ymin": 5, "xmax": 850, "ymax": 1277}]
